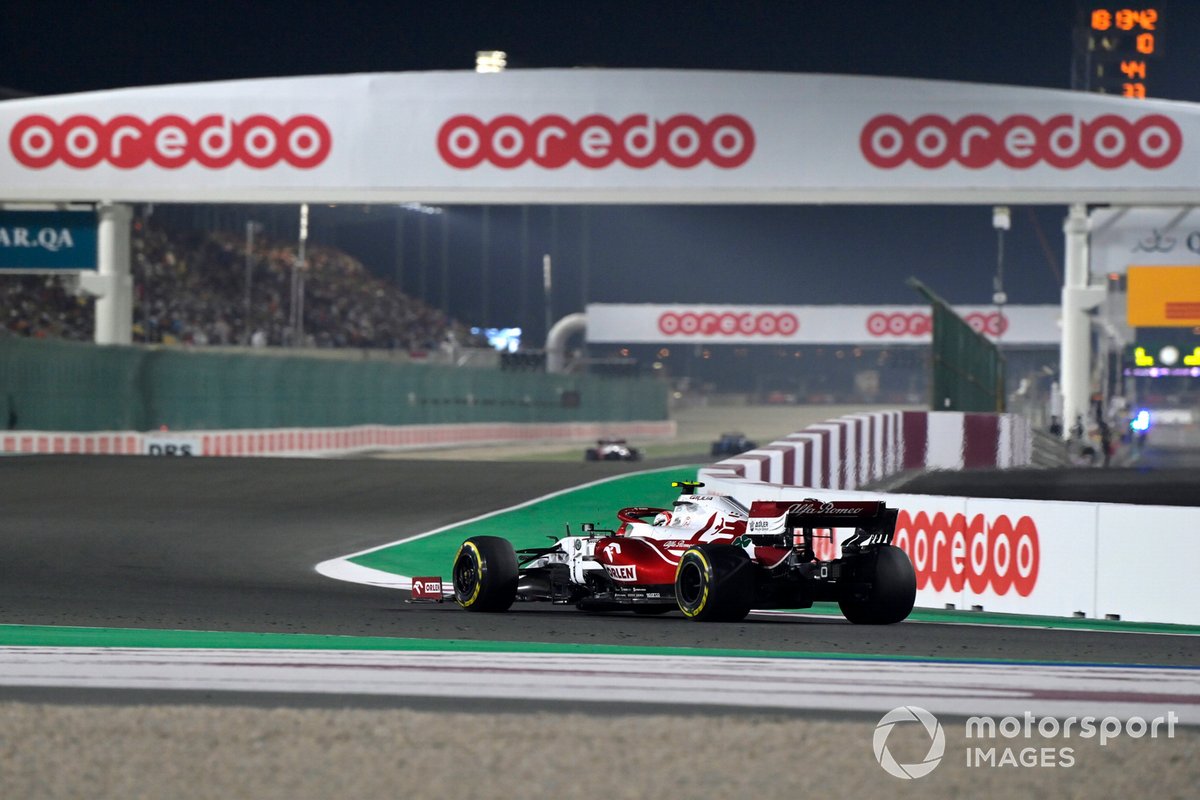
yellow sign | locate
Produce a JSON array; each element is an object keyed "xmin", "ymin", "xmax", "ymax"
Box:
[{"xmin": 1127, "ymin": 266, "xmax": 1200, "ymax": 327}]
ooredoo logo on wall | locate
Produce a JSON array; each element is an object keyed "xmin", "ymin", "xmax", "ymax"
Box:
[
  {"xmin": 809, "ymin": 511, "xmax": 1039, "ymax": 595},
  {"xmin": 860, "ymin": 112, "xmax": 1182, "ymax": 169},
  {"xmin": 9, "ymin": 114, "xmax": 332, "ymax": 169},
  {"xmin": 867, "ymin": 311, "xmax": 1008, "ymax": 337},
  {"xmin": 438, "ymin": 113, "xmax": 755, "ymax": 169},
  {"xmin": 658, "ymin": 310, "xmax": 798, "ymax": 337},
  {"xmin": 894, "ymin": 511, "xmax": 1039, "ymax": 597}
]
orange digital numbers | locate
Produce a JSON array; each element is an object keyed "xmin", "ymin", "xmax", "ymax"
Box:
[
  {"xmin": 1087, "ymin": 6, "xmax": 1161, "ymax": 98},
  {"xmin": 1120, "ymin": 60, "xmax": 1146, "ymax": 79},
  {"xmin": 1091, "ymin": 7, "xmax": 1159, "ymax": 32}
]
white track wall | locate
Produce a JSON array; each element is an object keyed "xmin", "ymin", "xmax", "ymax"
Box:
[
  {"xmin": 699, "ymin": 410, "xmax": 1198, "ymax": 626},
  {"xmin": 700, "ymin": 410, "xmax": 1031, "ymax": 487}
]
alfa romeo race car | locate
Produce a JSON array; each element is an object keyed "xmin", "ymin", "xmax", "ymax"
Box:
[{"xmin": 451, "ymin": 481, "xmax": 916, "ymax": 623}]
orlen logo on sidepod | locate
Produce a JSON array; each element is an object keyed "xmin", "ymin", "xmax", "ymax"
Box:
[
  {"xmin": 808, "ymin": 511, "xmax": 1039, "ymax": 596},
  {"xmin": 438, "ymin": 113, "xmax": 755, "ymax": 169},
  {"xmin": 9, "ymin": 113, "xmax": 332, "ymax": 169},
  {"xmin": 860, "ymin": 112, "xmax": 1181, "ymax": 169},
  {"xmin": 658, "ymin": 310, "xmax": 798, "ymax": 337}
]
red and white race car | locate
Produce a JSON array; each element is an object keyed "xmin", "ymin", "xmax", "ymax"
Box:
[
  {"xmin": 583, "ymin": 438, "xmax": 641, "ymax": 461},
  {"xmin": 451, "ymin": 481, "xmax": 916, "ymax": 623}
]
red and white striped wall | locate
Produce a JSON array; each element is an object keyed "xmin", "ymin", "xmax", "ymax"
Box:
[
  {"xmin": 0, "ymin": 420, "xmax": 676, "ymax": 457},
  {"xmin": 699, "ymin": 410, "xmax": 1031, "ymax": 489}
]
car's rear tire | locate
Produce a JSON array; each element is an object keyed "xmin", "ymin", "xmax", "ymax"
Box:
[
  {"xmin": 452, "ymin": 536, "xmax": 518, "ymax": 612},
  {"xmin": 837, "ymin": 544, "xmax": 916, "ymax": 624},
  {"xmin": 675, "ymin": 544, "xmax": 753, "ymax": 622},
  {"xmin": 585, "ymin": 450, "xmax": 598, "ymax": 461}
]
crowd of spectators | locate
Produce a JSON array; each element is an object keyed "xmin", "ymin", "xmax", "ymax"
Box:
[
  {"xmin": 1, "ymin": 274, "xmax": 92, "ymax": 341},
  {"xmin": 2, "ymin": 218, "xmax": 480, "ymax": 354}
]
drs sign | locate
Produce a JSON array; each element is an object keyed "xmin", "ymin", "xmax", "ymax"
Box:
[
  {"xmin": 0, "ymin": 210, "xmax": 97, "ymax": 271},
  {"xmin": 143, "ymin": 434, "xmax": 201, "ymax": 457}
]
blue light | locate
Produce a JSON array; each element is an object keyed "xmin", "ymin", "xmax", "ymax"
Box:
[
  {"xmin": 1130, "ymin": 409, "xmax": 1151, "ymax": 432},
  {"xmin": 470, "ymin": 326, "xmax": 522, "ymax": 353}
]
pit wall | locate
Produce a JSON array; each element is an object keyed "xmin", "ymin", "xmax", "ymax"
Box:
[
  {"xmin": 698, "ymin": 411, "xmax": 1197, "ymax": 626},
  {"xmin": 0, "ymin": 420, "xmax": 676, "ymax": 457}
]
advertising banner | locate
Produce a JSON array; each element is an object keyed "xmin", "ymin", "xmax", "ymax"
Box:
[
  {"xmin": 1127, "ymin": 266, "xmax": 1200, "ymax": 327},
  {"xmin": 2, "ymin": 71, "xmax": 1200, "ymax": 204},
  {"xmin": 585, "ymin": 303, "xmax": 1059, "ymax": 345},
  {"xmin": 0, "ymin": 210, "xmax": 96, "ymax": 271},
  {"xmin": 1090, "ymin": 206, "xmax": 1200, "ymax": 277}
]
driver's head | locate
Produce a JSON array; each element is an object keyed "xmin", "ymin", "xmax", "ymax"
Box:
[{"xmin": 653, "ymin": 511, "xmax": 672, "ymax": 527}]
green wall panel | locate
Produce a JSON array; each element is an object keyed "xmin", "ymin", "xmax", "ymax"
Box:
[{"xmin": 0, "ymin": 338, "xmax": 667, "ymax": 432}]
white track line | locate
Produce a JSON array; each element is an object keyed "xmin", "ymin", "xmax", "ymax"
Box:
[
  {"xmin": 0, "ymin": 646, "xmax": 1196, "ymax": 722},
  {"xmin": 315, "ymin": 465, "xmax": 693, "ymax": 591}
]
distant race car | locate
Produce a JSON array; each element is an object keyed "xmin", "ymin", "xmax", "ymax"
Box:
[
  {"xmin": 584, "ymin": 438, "xmax": 641, "ymax": 461},
  {"xmin": 710, "ymin": 432, "xmax": 757, "ymax": 457},
  {"xmin": 451, "ymin": 481, "xmax": 916, "ymax": 623}
]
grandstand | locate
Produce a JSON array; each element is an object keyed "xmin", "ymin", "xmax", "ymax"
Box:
[{"xmin": 1, "ymin": 214, "xmax": 481, "ymax": 355}]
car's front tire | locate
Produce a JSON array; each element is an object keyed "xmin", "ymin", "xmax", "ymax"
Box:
[
  {"xmin": 453, "ymin": 536, "xmax": 518, "ymax": 612},
  {"xmin": 675, "ymin": 544, "xmax": 753, "ymax": 622},
  {"xmin": 837, "ymin": 544, "xmax": 916, "ymax": 624}
]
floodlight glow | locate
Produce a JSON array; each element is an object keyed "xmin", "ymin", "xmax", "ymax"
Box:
[
  {"xmin": 400, "ymin": 202, "xmax": 443, "ymax": 215},
  {"xmin": 475, "ymin": 51, "xmax": 507, "ymax": 73},
  {"xmin": 1130, "ymin": 409, "xmax": 1151, "ymax": 432}
]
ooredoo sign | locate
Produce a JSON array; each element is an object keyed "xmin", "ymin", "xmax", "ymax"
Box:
[
  {"xmin": 658, "ymin": 309, "xmax": 798, "ymax": 337},
  {"xmin": 586, "ymin": 303, "xmax": 1058, "ymax": 345},
  {"xmin": 1, "ymin": 70, "xmax": 1198, "ymax": 203},
  {"xmin": 866, "ymin": 311, "xmax": 1008, "ymax": 338},
  {"xmin": 894, "ymin": 510, "xmax": 1039, "ymax": 597},
  {"xmin": 10, "ymin": 113, "xmax": 331, "ymax": 169},
  {"xmin": 437, "ymin": 113, "xmax": 754, "ymax": 169},
  {"xmin": 808, "ymin": 510, "xmax": 1040, "ymax": 597},
  {"xmin": 860, "ymin": 112, "xmax": 1181, "ymax": 170}
]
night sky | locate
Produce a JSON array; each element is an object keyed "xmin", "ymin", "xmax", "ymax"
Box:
[{"xmin": 3, "ymin": 1, "xmax": 1196, "ymax": 332}]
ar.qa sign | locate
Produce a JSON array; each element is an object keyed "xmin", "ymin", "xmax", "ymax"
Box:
[{"xmin": 0, "ymin": 210, "xmax": 97, "ymax": 272}]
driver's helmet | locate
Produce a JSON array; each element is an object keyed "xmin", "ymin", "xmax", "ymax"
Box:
[{"xmin": 653, "ymin": 511, "xmax": 672, "ymax": 527}]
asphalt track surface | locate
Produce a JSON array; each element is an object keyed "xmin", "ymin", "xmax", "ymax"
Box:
[
  {"xmin": 893, "ymin": 424, "xmax": 1200, "ymax": 506},
  {"xmin": 1, "ymin": 454, "xmax": 1196, "ymax": 668}
]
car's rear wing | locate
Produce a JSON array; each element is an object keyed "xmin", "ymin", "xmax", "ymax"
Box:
[{"xmin": 747, "ymin": 499, "xmax": 898, "ymax": 549}]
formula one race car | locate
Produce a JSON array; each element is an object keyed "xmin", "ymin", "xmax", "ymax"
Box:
[
  {"xmin": 451, "ymin": 481, "xmax": 916, "ymax": 623},
  {"xmin": 710, "ymin": 432, "xmax": 757, "ymax": 457},
  {"xmin": 584, "ymin": 438, "xmax": 641, "ymax": 461}
]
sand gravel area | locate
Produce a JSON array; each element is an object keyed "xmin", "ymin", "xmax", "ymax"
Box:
[{"xmin": 1, "ymin": 703, "xmax": 1193, "ymax": 799}]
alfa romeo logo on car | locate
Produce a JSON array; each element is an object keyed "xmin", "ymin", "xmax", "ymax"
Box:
[{"xmin": 873, "ymin": 705, "xmax": 946, "ymax": 779}]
